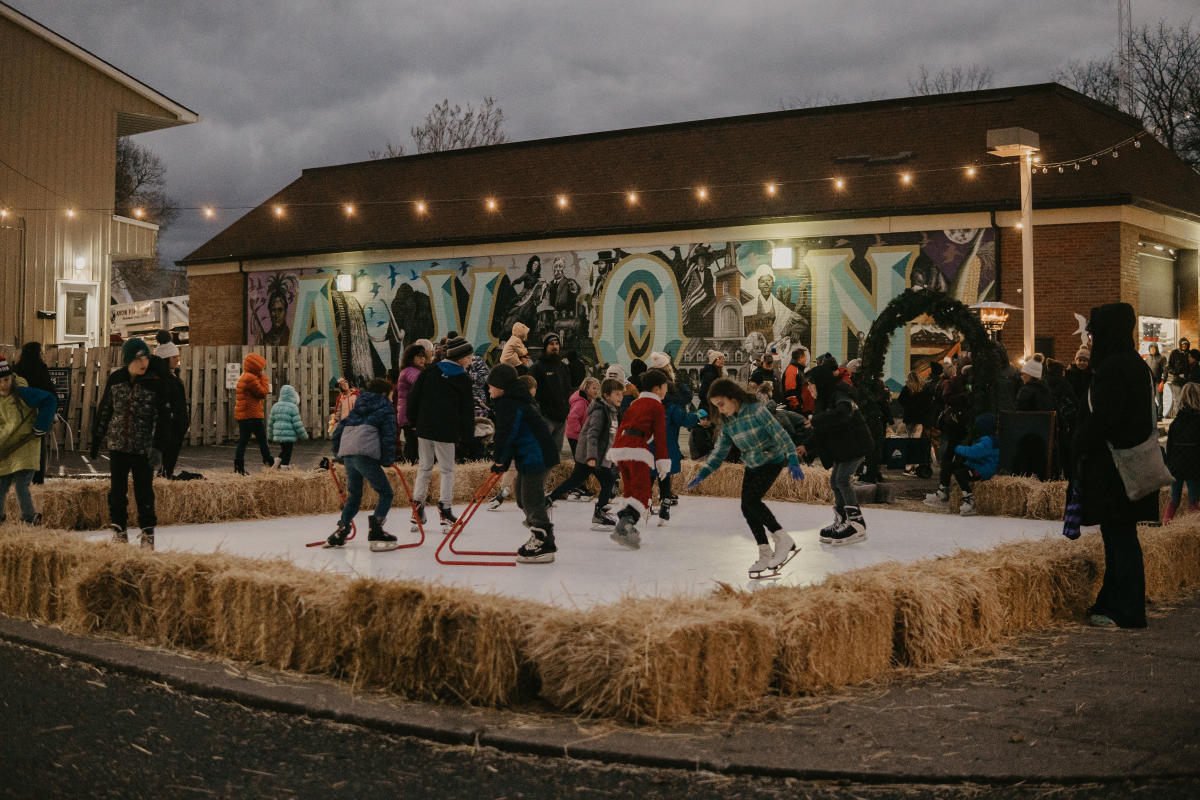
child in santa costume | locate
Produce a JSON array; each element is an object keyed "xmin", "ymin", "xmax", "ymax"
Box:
[{"xmin": 606, "ymin": 368, "xmax": 671, "ymax": 550}]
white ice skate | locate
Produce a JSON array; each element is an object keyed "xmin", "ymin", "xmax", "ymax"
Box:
[
  {"xmin": 768, "ymin": 530, "xmax": 799, "ymax": 570},
  {"xmin": 748, "ymin": 544, "xmax": 775, "ymax": 579}
]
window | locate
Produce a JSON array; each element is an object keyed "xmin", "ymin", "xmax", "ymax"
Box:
[{"xmin": 65, "ymin": 291, "xmax": 88, "ymax": 337}]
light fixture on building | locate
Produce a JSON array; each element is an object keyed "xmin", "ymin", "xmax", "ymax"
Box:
[
  {"xmin": 133, "ymin": 208, "xmax": 145, "ymax": 219},
  {"xmin": 970, "ymin": 301, "xmax": 1020, "ymax": 341},
  {"xmin": 0, "ymin": 208, "xmax": 7, "ymax": 219},
  {"xmin": 66, "ymin": 209, "xmax": 75, "ymax": 218},
  {"xmin": 335, "ymin": 273, "xmax": 354, "ymax": 293},
  {"xmin": 771, "ymin": 247, "xmax": 793, "ymax": 270},
  {"xmin": 73, "ymin": 257, "xmax": 87, "ymax": 275}
]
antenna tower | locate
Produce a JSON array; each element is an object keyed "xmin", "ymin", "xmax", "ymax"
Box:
[{"xmin": 1118, "ymin": 0, "xmax": 1134, "ymax": 113}]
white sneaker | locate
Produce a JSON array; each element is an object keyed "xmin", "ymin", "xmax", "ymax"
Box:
[
  {"xmin": 768, "ymin": 530, "xmax": 797, "ymax": 569},
  {"xmin": 272, "ymin": 457, "xmax": 282, "ymax": 469},
  {"xmin": 959, "ymin": 494, "xmax": 977, "ymax": 516},
  {"xmin": 923, "ymin": 487, "xmax": 949, "ymax": 506}
]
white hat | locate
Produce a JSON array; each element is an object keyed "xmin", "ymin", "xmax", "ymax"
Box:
[
  {"xmin": 845, "ymin": 358, "xmax": 862, "ymax": 373},
  {"xmin": 707, "ymin": 349, "xmax": 724, "ymax": 364},
  {"xmin": 604, "ymin": 364, "xmax": 626, "ymax": 381},
  {"xmin": 753, "ymin": 263, "xmax": 774, "ymax": 280},
  {"xmin": 647, "ymin": 351, "xmax": 671, "ymax": 370},
  {"xmin": 155, "ymin": 341, "xmax": 179, "ymax": 358},
  {"xmin": 1020, "ymin": 359, "xmax": 1043, "ymax": 379}
]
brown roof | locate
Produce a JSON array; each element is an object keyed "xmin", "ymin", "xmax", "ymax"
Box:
[{"xmin": 180, "ymin": 83, "xmax": 1200, "ymax": 266}]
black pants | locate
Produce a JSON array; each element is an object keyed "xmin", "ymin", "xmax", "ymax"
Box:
[
  {"xmin": 278, "ymin": 442, "xmax": 294, "ymax": 466},
  {"xmin": 549, "ymin": 462, "xmax": 616, "ymax": 510},
  {"xmin": 938, "ymin": 434, "xmax": 963, "ymax": 487},
  {"xmin": 741, "ymin": 461, "xmax": 785, "ymax": 546},
  {"xmin": 514, "ymin": 470, "xmax": 551, "ymax": 532},
  {"xmin": 949, "ymin": 454, "xmax": 977, "ymax": 493},
  {"xmin": 402, "ymin": 426, "xmax": 419, "ymax": 464},
  {"xmin": 108, "ymin": 451, "xmax": 156, "ymax": 530},
  {"xmin": 235, "ymin": 419, "xmax": 272, "ymax": 466},
  {"xmin": 161, "ymin": 437, "xmax": 183, "ymax": 476},
  {"xmin": 1090, "ymin": 520, "xmax": 1147, "ymax": 628}
]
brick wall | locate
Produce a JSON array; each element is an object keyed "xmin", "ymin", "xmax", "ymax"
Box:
[{"xmin": 189, "ymin": 272, "xmax": 245, "ymax": 345}]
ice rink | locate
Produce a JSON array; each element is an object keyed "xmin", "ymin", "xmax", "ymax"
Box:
[{"xmin": 79, "ymin": 497, "xmax": 1064, "ymax": 608}]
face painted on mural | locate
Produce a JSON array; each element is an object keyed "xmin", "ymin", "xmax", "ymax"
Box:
[{"xmin": 246, "ymin": 230, "xmax": 994, "ymax": 393}]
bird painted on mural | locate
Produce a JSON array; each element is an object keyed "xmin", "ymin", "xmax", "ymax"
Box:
[
  {"xmin": 356, "ymin": 268, "xmax": 369, "ymax": 278},
  {"xmin": 386, "ymin": 264, "xmax": 403, "ymax": 288},
  {"xmin": 369, "ymin": 282, "xmax": 382, "ymax": 298},
  {"xmin": 366, "ymin": 306, "xmax": 377, "ymax": 320},
  {"xmin": 458, "ymin": 261, "xmax": 470, "ymax": 276},
  {"xmin": 408, "ymin": 269, "xmax": 421, "ymax": 282}
]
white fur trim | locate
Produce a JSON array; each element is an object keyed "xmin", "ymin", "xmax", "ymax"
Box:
[
  {"xmin": 613, "ymin": 497, "xmax": 647, "ymax": 517},
  {"xmin": 637, "ymin": 392, "xmax": 661, "ymax": 403},
  {"xmin": 655, "ymin": 459, "xmax": 672, "ymax": 475},
  {"xmin": 608, "ymin": 446, "xmax": 655, "ymax": 466}
]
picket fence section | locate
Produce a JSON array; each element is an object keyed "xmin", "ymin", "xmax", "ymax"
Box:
[{"xmin": 0, "ymin": 344, "xmax": 331, "ymax": 449}]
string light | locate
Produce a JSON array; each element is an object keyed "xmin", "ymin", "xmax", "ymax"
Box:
[
  {"xmin": 65, "ymin": 209, "xmax": 75, "ymax": 218},
  {"xmin": 765, "ymin": 183, "xmax": 777, "ymax": 195},
  {"xmin": 900, "ymin": 173, "xmax": 912, "ymax": 184},
  {"xmin": 627, "ymin": 191, "xmax": 638, "ymax": 204},
  {"xmin": 486, "ymin": 198, "xmax": 497, "ymax": 211},
  {"xmin": 344, "ymin": 204, "xmax": 355, "ymax": 216},
  {"xmin": 133, "ymin": 208, "xmax": 145, "ymax": 218},
  {"xmin": 557, "ymin": 195, "xmax": 568, "ymax": 208},
  {"xmin": 415, "ymin": 201, "xmax": 426, "ymax": 214},
  {"xmin": 965, "ymin": 167, "xmax": 977, "ymax": 177},
  {"xmin": 203, "ymin": 207, "xmax": 215, "ymax": 218},
  {"xmin": 833, "ymin": 178, "xmax": 845, "ymax": 190},
  {"xmin": 1112, "ymin": 150, "xmax": 1119, "ymax": 158},
  {"xmin": 696, "ymin": 187, "xmax": 708, "ymax": 200},
  {"xmin": 0, "ymin": 209, "xmax": 7, "ymax": 219},
  {"xmin": 273, "ymin": 205, "xmax": 284, "ymax": 217}
]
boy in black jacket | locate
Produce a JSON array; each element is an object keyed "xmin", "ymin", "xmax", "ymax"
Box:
[
  {"xmin": 488, "ymin": 364, "xmax": 561, "ymax": 563},
  {"xmin": 407, "ymin": 336, "xmax": 475, "ymax": 530},
  {"xmin": 806, "ymin": 364, "xmax": 874, "ymax": 546}
]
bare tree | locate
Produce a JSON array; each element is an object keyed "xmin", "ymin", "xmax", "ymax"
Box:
[
  {"xmin": 908, "ymin": 64, "xmax": 994, "ymax": 95},
  {"xmin": 372, "ymin": 97, "xmax": 508, "ymax": 158},
  {"xmin": 112, "ymin": 139, "xmax": 183, "ymax": 299},
  {"xmin": 367, "ymin": 141, "xmax": 405, "ymax": 159},
  {"xmin": 1057, "ymin": 20, "xmax": 1200, "ymax": 169},
  {"xmin": 778, "ymin": 90, "xmax": 885, "ymax": 111}
]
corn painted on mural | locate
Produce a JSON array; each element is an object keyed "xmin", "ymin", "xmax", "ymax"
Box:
[{"xmin": 247, "ymin": 228, "xmax": 995, "ymax": 390}]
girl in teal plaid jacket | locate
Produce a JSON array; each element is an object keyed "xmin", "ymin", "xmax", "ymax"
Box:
[{"xmin": 688, "ymin": 378, "xmax": 804, "ymax": 578}]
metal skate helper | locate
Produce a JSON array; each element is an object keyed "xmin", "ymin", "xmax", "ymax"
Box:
[
  {"xmin": 434, "ymin": 470, "xmax": 516, "ymax": 566},
  {"xmin": 306, "ymin": 461, "xmax": 424, "ymax": 550}
]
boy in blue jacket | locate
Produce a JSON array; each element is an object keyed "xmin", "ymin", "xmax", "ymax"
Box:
[
  {"xmin": 488, "ymin": 364, "xmax": 561, "ymax": 563},
  {"xmin": 950, "ymin": 413, "xmax": 999, "ymax": 517},
  {"xmin": 326, "ymin": 378, "xmax": 399, "ymax": 551}
]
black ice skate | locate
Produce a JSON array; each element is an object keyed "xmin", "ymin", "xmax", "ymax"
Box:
[
  {"xmin": 487, "ymin": 486, "xmax": 510, "ymax": 511},
  {"xmin": 590, "ymin": 510, "xmax": 616, "ymax": 530},
  {"xmin": 610, "ymin": 510, "xmax": 641, "ymax": 550},
  {"xmin": 566, "ymin": 489, "xmax": 593, "ymax": 502},
  {"xmin": 516, "ymin": 525, "xmax": 556, "ymax": 564},
  {"xmin": 818, "ymin": 508, "xmax": 846, "ymax": 544},
  {"xmin": 139, "ymin": 528, "xmax": 155, "ymax": 551},
  {"xmin": 410, "ymin": 502, "xmax": 426, "ymax": 533},
  {"xmin": 656, "ymin": 501, "xmax": 670, "ymax": 526},
  {"xmin": 367, "ymin": 516, "xmax": 399, "ymax": 552},
  {"xmin": 324, "ymin": 521, "xmax": 350, "ymax": 548},
  {"xmin": 233, "ymin": 459, "xmax": 248, "ymax": 476},
  {"xmin": 437, "ymin": 502, "xmax": 458, "ymax": 531},
  {"xmin": 828, "ymin": 506, "xmax": 867, "ymax": 546},
  {"xmin": 109, "ymin": 523, "xmax": 128, "ymax": 544}
]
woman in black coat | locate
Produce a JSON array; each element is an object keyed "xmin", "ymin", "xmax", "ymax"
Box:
[{"xmin": 1072, "ymin": 303, "xmax": 1157, "ymax": 628}]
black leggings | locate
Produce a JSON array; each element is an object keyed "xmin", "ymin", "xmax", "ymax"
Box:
[
  {"xmin": 741, "ymin": 461, "xmax": 785, "ymax": 545},
  {"xmin": 235, "ymin": 419, "xmax": 272, "ymax": 466},
  {"xmin": 549, "ymin": 463, "xmax": 616, "ymax": 510},
  {"xmin": 1091, "ymin": 520, "xmax": 1147, "ymax": 628}
]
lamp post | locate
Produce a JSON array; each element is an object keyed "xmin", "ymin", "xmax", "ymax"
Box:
[
  {"xmin": 970, "ymin": 301, "xmax": 1021, "ymax": 343},
  {"xmin": 987, "ymin": 128, "xmax": 1040, "ymax": 359}
]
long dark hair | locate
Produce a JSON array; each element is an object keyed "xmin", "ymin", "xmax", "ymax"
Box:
[
  {"xmin": 707, "ymin": 377, "xmax": 757, "ymax": 407},
  {"xmin": 15, "ymin": 341, "xmax": 53, "ymax": 393},
  {"xmin": 401, "ymin": 343, "xmax": 426, "ymax": 369}
]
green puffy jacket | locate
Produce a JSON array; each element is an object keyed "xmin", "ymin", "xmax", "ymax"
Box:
[{"xmin": 0, "ymin": 376, "xmax": 57, "ymax": 475}]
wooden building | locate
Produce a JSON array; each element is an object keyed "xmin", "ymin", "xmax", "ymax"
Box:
[{"xmin": 0, "ymin": 1, "xmax": 199, "ymax": 348}]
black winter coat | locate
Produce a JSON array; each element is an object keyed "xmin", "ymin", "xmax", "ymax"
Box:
[
  {"xmin": 1016, "ymin": 378, "xmax": 1054, "ymax": 412},
  {"xmin": 898, "ymin": 385, "xmax": 932, "ymax": 427},
  {"xmin": 698, "ymin": 363, "xmax": 722, "ymax": 406},
  {"xmin": 1167, "ymin": 348, "xmax": 1190, "ymax": 383},
  {"xmin": 91, "ymin": 365, "xmax": 171, "ymax": 456},
  {"xmin": 531, "ymin": 354, "xmax": 572, "ymax": 423},
  {"xmin": 1166, "ymin": 408, "xmax": 1200, "ymax": 481},
  {"xmin": 1065, "ymin": 366, "xmax": 1092, "ymax": 401},
  {"xmin": 808, "ymin": 366, "xmax": 873, "ymax": 466},
  {"xmin": 1073, "ymin": 303, "xmax": 1159, "ymax": 526},
  {"xmin": 408, "ymin": 361, "xmax": 474, "ymax": 443}
]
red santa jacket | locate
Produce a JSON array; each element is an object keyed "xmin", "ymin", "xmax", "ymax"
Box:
[{"xmin": 608, "ymin": 392, "xmax": 671, "ymax": 475}]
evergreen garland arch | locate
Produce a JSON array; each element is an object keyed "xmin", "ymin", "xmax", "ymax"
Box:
[{"xmin": 857, "ymin": 288, "xmax": 1003, "ymax": 411}]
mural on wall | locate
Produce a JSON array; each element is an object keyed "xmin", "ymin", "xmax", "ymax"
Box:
[{"xmin": 246, "ymin": 228, "xmax": 994, "ymax": 391}]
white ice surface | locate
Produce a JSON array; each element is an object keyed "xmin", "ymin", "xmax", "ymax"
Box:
[{"xmin": 79, "ymin": 498, "xmax": 1064, "ymax": 609}]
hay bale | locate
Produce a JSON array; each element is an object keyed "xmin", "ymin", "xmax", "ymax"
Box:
[
  {"xmin": 677, "ymin": 460, "xmax": 834, "ymax": 505},
  {"xmin": 1141, "ymin": 519, "xmax": 1200, "ymax": 600},
  {"xmin": 0, "ymin": 525, "xmax": 95, "ymax": 622},
  {"xmin": 527, "ymin": 595, "xmax": 774, "ymax": 723},
  {"xmin": 343, "ymin": 579, "xmax": 543, "ymax": 706}
]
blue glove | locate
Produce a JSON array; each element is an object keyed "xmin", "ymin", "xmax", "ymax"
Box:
[
  {"xmin": 788, "ymin": 464, "xmax": 804, "ymax": 480},
  {"xmin": 686, "ymin": 476, "xmax": 702, "ymax": 489}
]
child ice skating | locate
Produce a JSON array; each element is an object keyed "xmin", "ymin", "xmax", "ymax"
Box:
[
  {"xmin": 233, "ymin": 353, "xmax": 273, "ymax": 474},
  {"xmin": 326, "ymin": 378, "xmax": 399, "ymax": 551},
  {"xmin": 806, "ymin": 364, "xmax": 875, "ymax": 545},
  {"xmin": 268, "ymin": 384, "xmax": 309, "ymax": 468},
  {"xmin": 948, "ymin": 413, "xmax": 999, "ymax": 516},
  {"xmin": 547, "ymin": 377, "xmax": 624, "ymax": 528},
  {"xmin": 488, "ymin": 365, "xmax": 560, "ymax": 563},
  {"xmin": 687, "ymin": 378, "xmax": 803, "ymax": 579},
  {"xmin": 0, "ymin": 356, "xmax": 56, "ymax": 526},
  {"xmin": 607, "ymin": 368, "xmax": 672, "ymax": 549}
]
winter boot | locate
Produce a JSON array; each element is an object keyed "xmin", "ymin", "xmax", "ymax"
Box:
[
  {"xmin": 819, "ymin": 508, "xmax": 846, "ymax": 544},
  {"xmin": 516, "ymin": 525, "xmax": 557, "ymax": 564},
  {"xmin": 591, "ymin": 508, "xmax": 617, "ymax": 529},
  {"xmin": 544, "ymin": 494, "xmax": 557, "ymax": 510},
  {"xmin": 828, "ymin": 506, "xmax": 867, "ymax": 545},
  {"xmin": 324, "ymin": 521, "xmax": 351, "ymax": 548},
  {"xmin": 610, "ymin": 509, "xmax": 641, "ymax": 550},
  {"xmin": 1163, "ymin": 500, "xmax": 1179, "ymax": 524},
  {"xmin": 768, "ymin": 529, "xmax": 798, "ymax": 569},
  {"xmin": 367, "ymin": 516, "xmax": 399, "ymax": 552},
  {"xmin": 748, "ymin": 544, "xmax": 774, "ymax": 578},
  {"xmin": 234, "ymin": 459, "xmax": 248, "ymax": 476},
  {"xmin": 923, "ymin": 485, "xmax": 949, "ymax": 506},
  {"xmin": 959, "ymin": 492, "xmax": 977, "ymax": 517},
  {"xmin": 139, "ymin": 528, "xmax": 155, "ymax": 551},
  {"xmin": 437, "ymin": 502, "xmax": 458, "ymax": 530},
  {"xmin": 272, "ymin": 457, "xmax": 282, "ymax": 470},
  {"xmin": 410, "ymin": 502, "xmax": 426, "ymax": 533},
  {"xmin": 109, "ymin": 523, "xmax": 128, "ymax": 544}
]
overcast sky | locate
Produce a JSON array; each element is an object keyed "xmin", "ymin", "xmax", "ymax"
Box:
[{"xmin": 22, "ymin": 0, "xmax": 1199, "ymax": 268}]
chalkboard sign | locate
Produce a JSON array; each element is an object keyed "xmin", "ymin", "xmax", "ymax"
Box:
[
  {"xmin": 997, "ymin": 410, "xmax": 1057, "ymax": 479},
  {"xmin": 46, "ymin": 367, "xmax": 71, "ymax": 412}
]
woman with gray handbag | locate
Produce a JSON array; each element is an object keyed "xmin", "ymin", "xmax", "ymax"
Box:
[{"xmin": 1072, "ymin": 303, "xmax": 1167, "ymax": 628}]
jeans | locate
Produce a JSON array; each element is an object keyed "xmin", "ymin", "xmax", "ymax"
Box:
[
  {"xmin": 0, "ymin": 470, "xmax": 36, "ymax": 523},
  {"xmin": 1090, "ymin": 519, "xmax": 1147, "ymax": 628},
  {"xmin": 547, "ymin": 419, "xmax": 567, "ymax": 456},
  {"xmin": 549, "ymin": 462, "xmax": 616, "ymax": 510},
  {"xmin": 741, "ymin": 461, "xmax": 785, "ymax": 545},
  {"xmin": 235, "ymin": 418, "xmax": 272, "ymax": 466},
  {"xmin": 830, "ymin": 457, "xmax": 864, "ymax": 513},
  {"xmin": 278, "ymin": 442, "xmax": 294, "ymax": 466},
  {"xmin": 108, "ymin": 451, "xmax": 156, "ymax": 530},
  {"xmin": 339, "ymin": 455, "xmax": 394, "ymax": 526},
  {"xmin": 414, "ymin": 438, "xmax": 455, "ymax": 503},
  {"xmin": 1168, "ymin": 479, "xmax": 1199, "ymax": 506},
  {"xmin": 515, "ymin": 470, "xmax": 550, "ymax": 531}
]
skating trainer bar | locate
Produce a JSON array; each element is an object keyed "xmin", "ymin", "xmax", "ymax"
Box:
[{"xmin": 435, "ymin": 470, "xmax": 517, "ymax": 566}]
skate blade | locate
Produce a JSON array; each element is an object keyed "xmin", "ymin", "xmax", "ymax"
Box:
[
  {"xmin": 369, "ymin": 541, "xmax": 400, "ymax": 552},
  {"xmin": 771, "ymin": 546, "xmax": 800, "ymax": 569},
  {"xmin": 590, "ymin": 523, "xmax": 615, "ymax": 531},
  {"xmin": 609, "ymin": 531, "xmax": 641, "ymax": 550},
  {"xmin": 830, "ymin": 531, "xmax": 867, "ymax": 546},
  {"xmin": 516, "ymin": 553, "xmax": 555, "ymax": 564},
  {"xmin": 749, "ymin": 569, "xmax": 782, "ymax": 580},
  {"xmin": 322, "ymin": 542, "xmax": 346, "ymax": 549}
]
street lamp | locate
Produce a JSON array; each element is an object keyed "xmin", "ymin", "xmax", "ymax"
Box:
[
  {"xmin": 987, "ymin": 127, "xmax": 1040, "ymax": 359},
  {"xmin": 970, "ymin": 301, "xmax": 1021, "ymax": 342}
]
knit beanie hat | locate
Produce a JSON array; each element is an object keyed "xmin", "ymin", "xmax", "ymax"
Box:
[
  {"xmin": 445, "ymin": 336, "xmax": 473, "ymax": 361},
  {"xmin": 604, "ymin": 364, "xmax": 626, "ymax": 381},
  {"xmin": 706, "ymin": 349, "xmax": 723, "ymax": 364},
  {"xmin": 543, "ymin": 331, "xmax": 561, "ymax": 347},
  {"xmin": 1020, "ymin": 358, "xmax": 1043, "ymax": 379},
  {"xmin": 156, "ymin": 341, "xmax": 179, "ymax": 358},
  {"xmin": 0, "ymin": 356, "xmax": 10, "ymax": 379},
  {"xmin": 122, "ymin": 337, "xmax": 150, "ymax": 365},
  {"xmin": 630, "ymin": 358, "xmax": 647, "ymax": 377},
  {"xmin": 1075, "ymin": 347, "xmax": 1090, "ymax": 361},
  {"xmin": 647, "ymin": 351, "xmax": 671, "ymax": 370},
  {"xmin": 486, "ymin": 364, "xmax": 519, "ymax": 392}
]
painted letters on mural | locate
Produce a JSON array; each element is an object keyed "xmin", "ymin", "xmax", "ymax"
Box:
[{"xmin": 246, "ymin": 228, "xmax": 995, "ymax": 390}]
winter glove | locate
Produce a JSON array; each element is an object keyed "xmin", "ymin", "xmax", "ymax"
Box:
[
  {"xmin": 686, "ymin": 476, "xmax": 702, "ymax": 489},
  {"xmin": 491, "ymin": 462, "xmax": 509, "ymax": 473},
  {"xmin": 788, "ymin": 464, "xmax": 804, "ymax": 481},
  {"xmin": 1062, "ymin": 481, "xmax": 1082, "ymax": 540},
  {"xmin": 33, "ymin": 427, "xmax": 48, "ymax": 437}
]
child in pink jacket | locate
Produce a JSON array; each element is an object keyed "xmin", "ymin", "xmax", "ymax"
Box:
[{"xmin": 566, "ymin": 377, "xmax": 600, "ymax": 457}]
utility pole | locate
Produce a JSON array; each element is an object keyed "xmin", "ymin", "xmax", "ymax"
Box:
[{"xmin": 1118, "ymin": 0, "xmax": 1134, "ymax": 114}]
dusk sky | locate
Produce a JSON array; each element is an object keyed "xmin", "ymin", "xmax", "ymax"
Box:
[{"xmin": 22, "ymin": 0, "xmax": 1199, "ymax": 268}]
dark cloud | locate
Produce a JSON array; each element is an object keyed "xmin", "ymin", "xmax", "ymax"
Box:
[{"xmin": 19, "ymin": 0, "xmax": 1198, "ymax": 267}]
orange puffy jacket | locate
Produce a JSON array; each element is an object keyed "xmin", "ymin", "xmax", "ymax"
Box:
[{"xmin": 235, "ymin": 353, "xmax": 270, "ymax": 420}]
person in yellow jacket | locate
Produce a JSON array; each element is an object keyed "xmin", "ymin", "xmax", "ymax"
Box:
[{"xmin": 0, "ymin": 356, "xmax": 57, "ymax": 525}]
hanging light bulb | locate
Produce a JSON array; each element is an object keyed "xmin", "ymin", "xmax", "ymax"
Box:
[
  {"xmin": 66, "ymin": 209, "xmax": 75, "ymax": 218},
  {"xmin": 696, "ymin": 187, "xmax": 708, "ymax": 200},
  {"xmin": 1134, "ymin": 140, "xmax": 1141, "ymax": 148},
  {"xmin": 344, "ymin": 204, "xmax": 355, "ymax": 216},
  {"xmin": 203, "ymin": 207, "xmax": 215, "ymax": 218},
  {"xmin": 415, "ymin": 201, "xmax": 426, "ymax": 214},
  {"xmin": 1058, "ymin": 166, "xmax": 1064, "ymax": 173},
  {"xmin": 1041, "ymin": 167, "xmax": 1048, "ymax": 174},
  {"xmin": 900, "ymin": 173, "xmax": 912, "ymax": 184},
  {"xmin": 273, "ymin": 205, "xmax": 284, "ymax": 217},
  {"xmin": 627, "ymin": 191, "xmax": 638, "ymax": 204},
  {"xmin": 1112, "ymin": 150, "xmax": 1119, "ymax": 158},
  {"xmin": 1091, "ymin": 158, "xmax": 1098, "ymax": 165},
  {"xmin": 1074, "ymin": 163, "xmax": 1081, "ymax": 171},
  {"xmin": 557, "ymin": 195, "xmax": 568, "ymax": 208},
  {"xmin": 765, "ymin": 183, "xmax": 777, "ymax": 195},
  {"xmin": 833, "ymin": 178, "xmax": 845, "ymax": 190},
  {"xmin": 133, "ymin": 208, "xmax": 145, "ymax": 218},
  {"xmin": 966, "ymin": 167, "xmax": 977, "ymax": 177},
  {"xmin": 486, "ymin": 198, "xmax": 497, "ymax": 211}
]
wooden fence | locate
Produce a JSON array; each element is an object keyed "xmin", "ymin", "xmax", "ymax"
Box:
[{"xmin": 0, "ymin": 344, "xmax": 331, "ymax": 449}]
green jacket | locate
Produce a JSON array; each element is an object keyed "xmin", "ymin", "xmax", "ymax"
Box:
[{"xmin": 0, "ymin": 377, "xmax": 57, "ymax": 475}]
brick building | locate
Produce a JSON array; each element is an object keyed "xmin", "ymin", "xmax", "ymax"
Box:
[{"xmin": 181, "ymin": 83, "xmax": 1200, "ymax": 390}]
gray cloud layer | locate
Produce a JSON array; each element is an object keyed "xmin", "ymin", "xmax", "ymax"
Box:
[{"xmin": 22, "ymin": 0, "xmax": 1198, "ymax": 267}]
